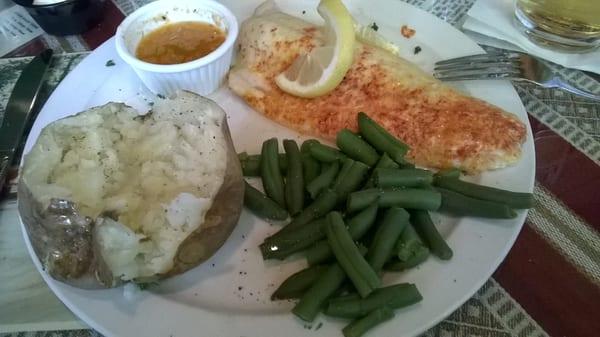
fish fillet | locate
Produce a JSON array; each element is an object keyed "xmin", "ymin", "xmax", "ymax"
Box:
[{"xmin": 228, "ymin": 3, "xmax": 526, "ymax": 173}]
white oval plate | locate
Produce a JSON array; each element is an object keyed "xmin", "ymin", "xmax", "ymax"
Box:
[{"xmin": 19, "ymin": 1, "xmax": 534, "ymax": 336}]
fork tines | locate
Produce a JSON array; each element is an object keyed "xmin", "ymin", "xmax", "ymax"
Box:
[{"xmin": 433, "ymin": 52, "xmax": 522, "ymax": 82}]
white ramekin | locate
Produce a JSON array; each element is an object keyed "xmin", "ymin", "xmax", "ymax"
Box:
[{"xmin": 115, "ymin": 0, "xmax": 238, "ymax": 96}]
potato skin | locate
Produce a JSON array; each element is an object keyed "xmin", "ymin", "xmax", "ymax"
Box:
[
  {"xmin": 18, "ymin": 97, "xmax": 244, "ymax": 289},
  {"xmin": 164, "ymin": 118, "xmax": 244, "ymax": 278},
  {"xmin": 18, "ymin": 184, "xmax": 104, "ymax": 288}
]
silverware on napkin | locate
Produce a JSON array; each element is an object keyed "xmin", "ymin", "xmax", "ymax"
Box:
[
  {"xmin": 433, "ymin": 51, "xmax": 600, "ymax": 101},
  {"xmin": 0, "ymin": 49, "xmax": 53, "ymax": 194}
]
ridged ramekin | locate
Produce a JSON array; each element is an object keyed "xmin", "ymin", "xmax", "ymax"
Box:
[{"xmin": 115, "ymin": 0, "xmax": 238, "ymax": 96}]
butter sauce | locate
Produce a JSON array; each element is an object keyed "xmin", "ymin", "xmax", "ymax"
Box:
[{"xmin": 136, "ymin": 21, "xmax": 226, "ymax": 65}]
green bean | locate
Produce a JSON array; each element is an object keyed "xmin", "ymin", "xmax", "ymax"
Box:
[
  {"xmin": 260, "ymin": 138, "xmax": 286, "ymax": 207},
  {"xmin": 271, "ymin": 265, "xmax": 328, "ymax": 300},
  {"xmin": 374, "ymin": 168, "xmax": 433, "ymax": 188},
  {"xmin": 283, "ymin": 140, "xmax": 304, "ymax": 215},
  {"xmin": 379, "ymin": 188, "xmax": 441, "ymax": 210},
  {"xmin": 279, "ymin": 189, "xmax": 339, "ymax": 235},
  {"xmin": 238, "ymin": 153, "xmax": 288, "ymax": 176},
  {"xmin": 347, "ymin": 203, "xmax": 380, "ymax": 238},
  {"xmin": 292, "ymin": 262, "xmax": 347, "ymax": 322},
  {"xmin": 437, "ymin": 187, "xmax": 517, "ymax": 218},
  {"xmin": 346, "ymin": 189, "xmax": 380, "ymax": 213},
  {"xmin": 390, "ymin": 154, "xmax": 414, "ymax": 168},
  {"xmin": 260, "ymin": 219, "xmax": 327, "ymax": 260},
  {"xmin": 332, "ymin": 160, "xmax": 370, "ymax": 199},
  {"xmin": 410, "ymin": 210, "xmax": 452, "ymax": 260},
  {"xmin": 330, "ymin": 291, "xmax": 361, "ymax": 303},
  {"xmin": 333, "ymin": 158, "xmax": 353, "ymax": 185},
  {"xmin": 332, "ymin": 282, "xmax": 357, "ymax": 298},
  {"xmin": 326, "ymin": 212, "xmax": 380, "ymax": 298},
  {"xmin": 357, "ymin": 112, "xmax": 409, "ymax": 164},
  {"xmin": 243, "ymin": 181, "xmax": 288, "ymax": 220},
  {"xmin": 265, "ymin": 217, "xmax": 327, "ymax": 244},
  {"xmin": 366, "ymin": 207, "xmax": 410, "ymax": 273},
  {"xmin": 435, "ymin": 168, "xmax": 461, "ymax": 179},
  {"xmin": 301, "ymin": 139, "xmax": 320, "ymax": 151},
  {"xmin": 306, "ymin": 203, "xmax": 379, "ymax": 265},
  {"xmin": 396, "ymin": 222, "xmax": 429, "ymax": 262},
  {"xmin": 306, "ymin": 161, "xmax": 340, "ymax": 199},
  {"xmin": 347, "ymin": 188, "xmax": 441, "ymax": 213},
  {"xmin": 337, "ymin": 129, "xmax": 380, "ymax": 166},
  {"xmin": 301, "ymin": 140, "xmax": 321, "ymax": 184},
  {"xmin": 306, "ymin": 241, "xmax": 340, "ymax": 266},
  {"xmin": 238, "ymin": 152, "xmax": 250, "ymax": 161},
  {"xmin": 342, "ymin": 307, "xmax": 394, "ymax": 337},
  {"xmin": 435, "ymin": 176, "xmax": 533, "ymax": 209},
  {"xmin": 309, "ymin": 142, "xmax": 347, "ymax": 162},
  {"xmin": 376, "ymin": 153, "xmax": 401, "ymax": 169},
  {"xmin": 240, "ymin": 157, "xmax": 261, "ymax": 176},
  {"xmin": 385, "ymin": 248, "xmax": 430, "ymax": 271},
  {"xmin": 399, "ymin": 161, "xmax": 416, "ymax": 169},
  {"xmin": 363, "ymin": 153, "xmax": 400, "ymax": 188},
  {"xmin": 326, "ymin": 283, "xmax": 422, "ymax": 318}
]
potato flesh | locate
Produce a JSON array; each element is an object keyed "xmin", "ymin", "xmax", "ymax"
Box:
[{"xmin": 22, "ymin": 101, "xmax": 227, "ymax": 280}]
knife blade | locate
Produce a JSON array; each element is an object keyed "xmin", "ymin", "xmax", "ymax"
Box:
[{"xmin": 0, "ymin": 49, "xmax": 53, "ymax": 194}]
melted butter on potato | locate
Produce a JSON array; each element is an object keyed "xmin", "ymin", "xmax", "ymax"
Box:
[{"xmin": 21, "ymin": 93, "xmax": 228, "ymax": 281}]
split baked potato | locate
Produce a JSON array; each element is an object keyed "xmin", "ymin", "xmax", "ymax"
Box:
[{"xmin": 18, "ymin": 91, "xmax": 244, "ymax": 288}]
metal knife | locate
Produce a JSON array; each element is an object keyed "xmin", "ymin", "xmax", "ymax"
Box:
[{"xmin": 0, "ymin": 49, "xmax": 53, "ymax": 193}]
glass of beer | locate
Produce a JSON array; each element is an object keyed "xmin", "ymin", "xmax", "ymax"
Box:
[{"xmin": 513, "ymin": 0, "xmax": 600, "ymax": 52}]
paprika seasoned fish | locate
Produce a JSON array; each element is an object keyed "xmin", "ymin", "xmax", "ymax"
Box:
[{"xmin": 228, "ymin": 3, "xmax": 527, "ymax": 173}]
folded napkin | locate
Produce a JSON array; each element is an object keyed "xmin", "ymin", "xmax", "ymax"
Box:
[
  {"xmin": 462, "ymin": 0, "xmax": 600, "ymax": 74},
  {"xmin": 32, "ymin": 0, "xmax": 67, "ymax": 5}
]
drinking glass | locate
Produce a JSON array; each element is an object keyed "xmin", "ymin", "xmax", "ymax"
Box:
[{"xmin": 513, "ymin": 0, "xmax": 600, "ymax": 52}]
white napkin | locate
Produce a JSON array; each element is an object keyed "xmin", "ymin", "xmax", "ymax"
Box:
[
  {"xmin": 32, "ymin": 0, "xmax": 67, "ymax": 5},
  {"xmin": 462, "ymin": 0, "xmax": 600, "ymax": 74}
]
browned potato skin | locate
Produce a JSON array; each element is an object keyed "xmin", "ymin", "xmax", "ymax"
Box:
[
  {"xmin": 19, "ymin": 183, "xmax": 102, "ymax": 288},
  {"xmin": 18, "ymin": 98, "xmax": 244, "ymax": 289},
  {"xmin": 164, "ymin": 120, "xmax": 244, "ymax": 278}
]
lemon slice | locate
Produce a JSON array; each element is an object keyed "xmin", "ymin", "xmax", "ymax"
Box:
[
  {"xmin": 354, "ymin": 22, "xmax": 401, "ymax": 56},
  {"xmin": 275, "ymin": 0, "xmax": 355, "ymax": 98}
]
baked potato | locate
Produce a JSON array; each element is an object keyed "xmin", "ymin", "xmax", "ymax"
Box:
[{"xmin": 18, "ymin": 91, "xmax": 244, "ymax": 288}]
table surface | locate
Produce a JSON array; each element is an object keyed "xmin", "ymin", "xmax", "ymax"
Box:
[{"xmin": 1, "ymin": 0, "xmax": 599, "ymax": 337}]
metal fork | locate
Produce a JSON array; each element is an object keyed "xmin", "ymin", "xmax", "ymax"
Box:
[{"xmin": 433, "ymin": 51, "xmax": 600, "ymax": 101}]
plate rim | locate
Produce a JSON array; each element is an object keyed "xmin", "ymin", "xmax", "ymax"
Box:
[{"xmin": 18, "ymin": 1, "xmax": 535, "ymax": 336}]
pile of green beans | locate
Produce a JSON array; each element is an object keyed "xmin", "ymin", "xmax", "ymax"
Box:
[{"xmin": 237, "ymin": 112, "xmax": 533, "ymax": 337}]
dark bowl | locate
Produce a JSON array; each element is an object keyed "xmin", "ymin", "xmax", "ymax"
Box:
[{"xmin": 12, "ymin": 0, "xmax": 106, "ymax": 36}]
